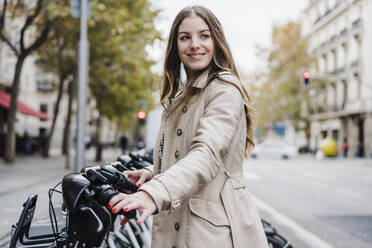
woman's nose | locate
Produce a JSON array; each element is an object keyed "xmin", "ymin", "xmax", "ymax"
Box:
[{"xmin": 190, "ymin": 38, "xmax": 201, "ymax": 49}]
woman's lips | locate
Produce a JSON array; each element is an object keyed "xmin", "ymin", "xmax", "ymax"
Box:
[{"xmin": 188, "ymin": 53, "xmax": 206, "ymax": 60}]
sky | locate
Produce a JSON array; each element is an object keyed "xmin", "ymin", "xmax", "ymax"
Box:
[{"xmin": 149, "ymin": 0, "xmax": 309, "ymax": 75}]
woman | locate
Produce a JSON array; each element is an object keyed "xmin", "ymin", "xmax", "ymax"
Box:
[{"xmin": 109, "ymin": 5, "xmax": 268, "ymax": 248}]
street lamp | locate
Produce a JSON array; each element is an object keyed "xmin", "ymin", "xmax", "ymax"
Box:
[
  {"xmin": 72, "ymin": 0, "xmax": 90, "ymax": 172},
  {"xmin": 308, "ymin": 89, "xmax": 320, "ymax": 154}
]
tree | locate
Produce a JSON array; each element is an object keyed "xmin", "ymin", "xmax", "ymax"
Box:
[
  {"xmin": 36, "ymin": 1, "xmax": 78, "ymax": 158},
  {"xmin": 35, "ymin": 0, "xmax": 161, "ymax": 162},
  {"xmin": 87, "ymin": 0, "xmax": 161, "ymax": 160},
  {"xmin": 253, "ymin": 21, "xmax": 316, "ymax": 135},
  {"xmin": 0, "ymin": 0, "xmax": 52, "ymax": 163}
]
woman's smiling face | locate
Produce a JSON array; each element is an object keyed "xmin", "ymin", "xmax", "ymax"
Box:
[{"xmin": 177, "ymin": 16, "xmax": 214, "ymax": 79}]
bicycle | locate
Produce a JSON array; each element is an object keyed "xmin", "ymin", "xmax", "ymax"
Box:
[
  {"xmin": 10, "ymin": 149, "xmax": 293, "ymax": 248},
  {"xmin": 10, "ymin": 154, "xmax": 151, "ymax": 248}
]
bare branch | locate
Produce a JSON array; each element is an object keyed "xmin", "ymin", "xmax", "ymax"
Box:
[
  {"xmin": 0, "ymin": 0, "xmax": 18, "ymax": 55},
  {"xmin": 20, "ymin": 0, "xmax": 44, "ymax": 52},
  {"xmin": 0, "ymin": 0, "xmax": 8, "ymax": 31},
  {"xmin": 0, "ymin": 32, "xmax": 19, "ymax": 56},
  {"xmin": 56, "ymin": 38, "xmax": 67, "ymax": 73},
  {"xmin": 24, "ymin": 18, "xmax": 52, "ymax": 57}
]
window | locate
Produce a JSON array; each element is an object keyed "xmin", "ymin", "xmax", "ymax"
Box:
[
  {"xmin": 39, "ymin": 127, "xmax": 47, "ymax": 137},
  {"xmin": 36, "ymin": 80, "xmax": 54, "ymax": 92},
  {"xmin": 40, "ymin": 104, "xmax": 48, "ymax": 113},
  {"xmin": 40, "ymin": 104, "xmax": 48, "ymax": 122}
]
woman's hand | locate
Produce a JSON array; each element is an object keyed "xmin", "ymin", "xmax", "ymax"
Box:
[
  {"xmin": 124, "ymin": 169, "xmax": 153, "ymax": 187},
  {"xmin": 108, "ymin": 191, "xmax": 156, "ymax": 225}
]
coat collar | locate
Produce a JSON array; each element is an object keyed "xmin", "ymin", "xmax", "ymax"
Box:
[{"xmin": 190, "ymin": 69, "xmax": 210, "ymax": 89}]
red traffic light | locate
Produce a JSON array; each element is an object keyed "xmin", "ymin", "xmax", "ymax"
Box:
[
  {"xmin": 303, "ymin": 71, "xmax": 311, "ymax": 79},
  {"xmin": 137, "ymin": 111, "xmax": 146, "ymax": 119}
]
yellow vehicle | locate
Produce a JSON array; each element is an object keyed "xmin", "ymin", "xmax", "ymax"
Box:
[{"xmin": 320, "ymin": 137, "xmax": 337, "ymax": 156}]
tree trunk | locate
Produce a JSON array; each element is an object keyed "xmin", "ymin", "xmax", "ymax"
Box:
[
  {"xmin": 63, "ymin": 81, "xmax": 74, "ymax": 170},
  {"xmin": 129, "ymin": 106, "xmax": 137, "ymax": 151},
  {"xmin": 42, "ymin": 74, "xmax": 67, "ymax": 157},
  {"xmin": 1, "ymin": 0, "xmax": 52, "ymax": 163},
  {"xmin": 5, "ymin": 55, "xmax": 26, "ymax": 163}
]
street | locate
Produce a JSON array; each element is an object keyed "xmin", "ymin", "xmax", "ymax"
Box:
[
  {"xmin": 245, "ymin": 157, "xmax": 372, "ymax": 248},
  {"xmin": 1, "ymin": 0, "xmax": 372, "ymax": 247},
  {"xmin": 1, "ymin": 154, "xmax": 371, "ymax": 248}
]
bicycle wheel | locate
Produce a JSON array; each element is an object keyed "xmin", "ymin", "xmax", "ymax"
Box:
[{"xmin": 102, "ymin": 216, "xmax": 139, "ymax": 248}]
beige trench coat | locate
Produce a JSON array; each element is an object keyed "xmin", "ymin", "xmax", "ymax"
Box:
[{"xmin": 140, "ymin": 71, "xmax": 268, "ymax": 248}]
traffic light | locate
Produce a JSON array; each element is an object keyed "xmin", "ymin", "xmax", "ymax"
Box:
[
  {"xmin": 303, "ymin": 71, "xmax": 311, "ymax": 86},
  {"xmin": 137, "ymin": 110, "xmax": 146, "ymax": 126}
]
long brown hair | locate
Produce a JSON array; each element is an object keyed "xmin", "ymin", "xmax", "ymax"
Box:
[{"xmin": 160, "ymin": 5, "xmax": 255, "ymax": 155}]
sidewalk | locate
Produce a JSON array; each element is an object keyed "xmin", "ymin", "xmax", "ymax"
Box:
[{"xmin": 0, "ymin": 147, "xmax": 122, "ymax": 246}]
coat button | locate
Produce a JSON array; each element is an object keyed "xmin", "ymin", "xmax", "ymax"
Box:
[
  {"xmin": 171, "ymin": 200, "xmax": 181, "ymax": 210},
  {"xmin": 190, "ymin": 88, "xmax": 196, "ymax": 95},
  {"xmin": 182, "ymin": 105, "xmax": 187, "ymax": 113},
  {"xmin": 172, "ymin": 246, "xmax": 176, "ymax": 248},
  {"xmin": 175, "ymin": 150, "xmax": 179, "ymax": 159},
  {"xmin": 174, "ymin": 223, "xmax": 180, "ymax": 231},
  {"xmin": 177, "ymin": 129, "xmax": 182, "ymax": 136}
]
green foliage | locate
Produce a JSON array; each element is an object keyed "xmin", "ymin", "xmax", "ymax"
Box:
[
  {"xmin": 38, "ymin": 1, "xmax": 78, "ymax": 76},
  {"xmin": 253, "ymin": 21, "xmax": 316, "ymax": 131},
  {"xmin": 39, "ymin": 0, "xmax": 161, "ymax": 132},
  {"xmin": 88, "ymin": 0, "xmax": 161, "ymax": 132}
]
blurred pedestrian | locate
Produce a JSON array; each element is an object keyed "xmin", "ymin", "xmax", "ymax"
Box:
[
  {"xmin": 109, "ymin": 5, "xmax": 268, "ymax": 248},
  {"xmin": 24, "ymin": 132, "xmax": 32, "ymax": 153},
  {"xmin": 343, "ymin": 137, "xmax": 349, "ymax": 157},
  {"xmin": 120, "ymin": 135, "xmax": 128, "ymax": 154},
  {"xmin": 136, "ymin": 137, "xmax": 145, "ymax": 150}
]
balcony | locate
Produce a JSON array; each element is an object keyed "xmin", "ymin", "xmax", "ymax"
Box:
[
  {"xmin": 312, "ymin": 0, "xmax": 343, "ymax": 25},
  {"xmin": 312, "ymin": 103, "xmax": 346, "ymax": 121},
  {"xmin": 331, "ymin": 67, "xmax": 345, "ymax": 76},
  {"xmin": 311, "ymin": 1, "xmax": 349, "ymax": 33}
]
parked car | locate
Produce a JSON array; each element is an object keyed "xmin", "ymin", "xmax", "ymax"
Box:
[{"xmin": 250, "ymin": 140, "xmax": 298, "ymax": 159}]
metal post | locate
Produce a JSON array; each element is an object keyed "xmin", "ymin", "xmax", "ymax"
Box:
[
  {"xmin": 75, "ymin": 0, "xmax": 89, "ymax": 172},
  {"xmin": 309, "ymin": 89, "xmax": 319, "ymax": 154},
  {"xmin": 313, "ymin": 95, "xmax": 319, "ymax": 153}
]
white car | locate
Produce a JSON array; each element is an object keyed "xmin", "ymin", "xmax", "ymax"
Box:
[{"xmin": 250, "ymin": 140, "xmax": 298, "ymax": 159}]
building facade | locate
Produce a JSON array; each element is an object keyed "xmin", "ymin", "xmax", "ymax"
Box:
[
  {"xmin": 0, "ymin": 2, "xmax": 125, "ymax": 158},
  {"xmin": 0, "ymin": 1, "xmax": 75, "ymax": 155},
  {"xmin": 0, "ymin": 43, "xmax": 71, "ymax": 154},
  {"xmin": 302, "ymin": 0, "xmax": 372, "ymax": 157}
]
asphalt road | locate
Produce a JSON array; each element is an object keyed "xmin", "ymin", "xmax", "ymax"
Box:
[
  {"xmin": 244, "ymin": 156, "xmax": 372, "ymax": 248},
  {"xmin": 3, "ymin": 153, "xmax": 371, "ymax": 248}
]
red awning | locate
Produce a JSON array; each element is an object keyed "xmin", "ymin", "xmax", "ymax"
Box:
[{"xmin": 0, "ymin": 90, "xmax": 49, "ymax": 120}]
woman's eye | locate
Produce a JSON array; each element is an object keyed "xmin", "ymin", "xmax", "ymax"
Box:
[
  {"xmin": 201, "ymin": 34, "xmax": 210, "ymax": 39},
  {"xmin": 180, "ymin": 36, "xmax": 189, "ymax": 40}
]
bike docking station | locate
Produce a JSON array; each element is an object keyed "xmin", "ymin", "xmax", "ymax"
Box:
[
  {"xmin": 10, "ymin": 150, "xmax": 153, "ymax": 248},
  {"xmin": 10, "ymin": 149, "xmax": 291, "ymax": 248}
]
